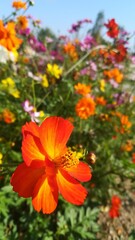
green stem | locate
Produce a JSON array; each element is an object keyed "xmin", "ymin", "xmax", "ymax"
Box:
[
  {"xmin": 36, "ymin": 86, "xmax": 53, "ymax": 108},
  {"xmin": 32, "ymin": 79, "xmax": 36, "ymax": 108}
]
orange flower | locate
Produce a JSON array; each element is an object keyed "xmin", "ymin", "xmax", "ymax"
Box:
[
  {"xmin": 0, "ymin": 20, "xmax": 22, "ymax": 51},
  {"xmin": 74, "ymin": 83, "xmax": 91, "ymax": 96},
  {"xmin": 11, "ymin": 117, "xmax": 92, "ymax": 214},
  {"xmin": 12, "ymin": 1, "xmax": 27, "ymax": 10},
  {"xmin": 63, "ymin": 42, "xmax": 78, "ymax": 61},
  {"xmin": 104, "ymin": 68, "xmax": 123, "ymax": 83},
  {"xmin": 121, "ymin": 140, "xmax": 133, "ymax": 152},
  {"xmin": 0, "ymin": 20, "xmax": 6, "ymax": 39},
  {"xmin": 16, "ymin": 16, "xmax": 28, "ymax": 30},
  {"xmin": 96, "ymin": 96, "xmax": 107, "ymax": 105},
  {"xmin": 104, "ymin": 19, "xmax": 119, "ymax": 38},
  {"xmin": 120, "ymin": 115, "xmax": 132, "ymax": 129},
  {"xmin": 3, "ymin": 109, "xmax": 16, "ymax": 123},
  {"xmin": 115, "ymin": 114, "xmax": 132, "ymax": 134},
  {"xmin": 75, "ymin": 97, "xmax": 96, "ymax": 119}
]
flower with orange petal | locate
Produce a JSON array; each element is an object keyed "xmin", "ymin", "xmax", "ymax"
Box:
[
  {"xmin": 63, "ymin": 42, "xmax": 78, "ymax": 61},
  {"xmin": 16, "ymin": 16, "xmax": 28, "ymax": 30},
  {"xmin": 11, "ymin": 117, "xmax": 92, "ymax": 214},
  {"xmin": 0, "ymin": 20, "xmax": 22, "ymax": 51},
  {"xmin": 12, "ymin": 1, "xmax": 27, "ymax": 10},
  {"xmin": 104, "ymin": 19, "xmax": 119, "ymax": 38},
  {"xmin": 0, "ymin": 20, "xmax": 6, "ymax": 39},
  {"xmin": 120, "ymin": 115, "xmax": 132, "ymax": 133},
  {"xmin": 75, "ymin": 97, "xmax": 96, "ymax": 119},
  {"xmin": 74, "ymin": 83, "xmax": 91, "ymax": 96},
  {"xmin": 104, "ymin": 68, "xmax": 123, "ymax": 83},
  {"xmin": 114, "ymin": 114, "xmax": 132, "ymax": 134},
  {"xmin": 121, "ymin": 140, "xmax": 133, "ymax": 152},
  {"xmin": 3, "ymin": 109, "xmax": 16, "ymax": 124},
  {"xmin": 96, "ymin": 96, "xmax": 107, "ymax": 106}
]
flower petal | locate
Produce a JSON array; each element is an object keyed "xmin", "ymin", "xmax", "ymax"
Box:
[
  {"xmin": 56, "ymin": 169, "xmax": 88, "ymax": 205},
  {"xmin": 66, "ymin": 162, "xmax": 92, "ymax": 182},
  {"xmin": 32, "ymin": 175, "xmax": 58, "ymax": 214},
  {"xmin": 10, "ymin": 163, "xmax": 44, "ymax": 197},
  {"xmin": 39, "ymin": 116, "xmax": 74, "ymax": 160},
  {"xmin": 22, "ymin": 121, "xmax": 39, "ymax": 139},
  {"xmin": 22, "ymin": 133, "xmax": 45, "ymax": 167}
]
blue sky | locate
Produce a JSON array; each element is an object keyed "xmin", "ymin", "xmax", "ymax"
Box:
[{"xmin": 1, "ymin": 0, "xmax": 135, "ymax": 48}]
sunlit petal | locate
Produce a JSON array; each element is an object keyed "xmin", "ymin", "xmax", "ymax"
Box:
[
  {"xmin": 11, "ymin": 163, "xmax": 44, "ymax": 197},
  {"xmin": 32, "ymin": 174, "xmax": 58, "ymax": 214},
  {"xmin": 22, "ymin": 134, "xmax": 45, "ymax": 167},
  {"xmin": 56, "ymin": 169, "xmax": 88, "ymax": 205},
  {"xmin": 22, "ymin": 121, "xmax": 39, "ymax": 138},
  {"xmin": 39, "ymin": 116, "xmax": 74, "ymax": 160},
  {"xmin": 66, "ymin": 162, "xmax": 92, "ymax": 182}
]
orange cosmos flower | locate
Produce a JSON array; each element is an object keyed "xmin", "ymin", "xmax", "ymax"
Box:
[
  {"xmin": 121, "ymin": 140, "xmax": 133, "ymax": 152},
  {"xmin": 0, "ymin": 20, "xmax": 6, "ymax": 39},
  {"xmin": 104, "ymin": 19, "xmax": 119, "ymax": 38},
  {"xmin": 114, "ymin": 114, "xmax": 132, "ymax": 134},
  {"xmin": 63, "ymin": 42, "xmax": 78, "ymax": 61},
  {"xmin": 12, "ymin": 1, "xmax": 27, "ymax": 10},
  {"xmin": 11, "ymin": 117, "xmax": 92, "ymax": 214},
  {"xmin": 3, "ymin": 109, "xmax": 16, "ymax": 124},
  {"xmin": 96, "ymin": 96, "xmax": 107, "ymax": 106},
  {"xmin": 0, "ymin": 20, "xmax": 22, "ymax": 51},
  {"xmin": 75, "ymin": 97, "xmax": 96, "ymax": 119},
  {"xmin": 16, "ymin": 16, "xmax": 28, "ymax": 30},
  {"xmin": 104, "ymin": 68, "xmax": 123, "ymax": 83},
  {"xmin": 74, "ymin": 83, "xmax": 91, "ymax": 96},
  {"xmin": 120, "ymin": 115, "xmax": 132, "ymax": 131}
]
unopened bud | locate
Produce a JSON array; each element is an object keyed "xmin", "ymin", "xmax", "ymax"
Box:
[
  {"xmin": 29, "ymin": 0, "xmax": 35, "ymax": 6},
  {"xmin": 87, "ymin": 152, "xmax": 96, "ymax": 164}
]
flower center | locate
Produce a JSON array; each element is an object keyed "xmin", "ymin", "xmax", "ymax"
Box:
[{"xmin": 58, "ymin": 148, "xmax": 79, "ymax": 169}]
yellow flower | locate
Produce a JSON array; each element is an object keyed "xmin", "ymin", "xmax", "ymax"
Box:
[
  {"xmin": 39, "ymin": 111, "xmax": 45, "ymax": 118},
  {"xmin": 2, "ymin": 77, "xmax": 15, "ymax": 87},
  {"xmin": 100, "ymin": 79, "xmax": 105, "ymax": 92},
  {"xmin": 41, "ymin": 74, "xmax": 49, "ymax": 87},
  {"xmin": 10, "ymin": 89, "xmax": 20, "ymax": 98},
  {"xmin": 47, "ymin": 63, "xmax": 62, "ymax": 79},
  {"xmin": 0, "ymin": 152, "xmax": 3, "ymax": 164},
  {"xmin": 1, "ymin": 77, "xmax": 20, "ymax": 98}
]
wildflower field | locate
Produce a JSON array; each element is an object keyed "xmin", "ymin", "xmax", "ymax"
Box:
[{"xmin": 1, "ymin": 1, "xmax": 135, "ymax": 239}]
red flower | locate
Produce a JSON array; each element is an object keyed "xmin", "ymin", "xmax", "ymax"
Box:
[
  {"xmin": 104, "ymin": 19, "xmax": 119, "ymax": 38},
  {"xmin": 109, "ymin": 207, "xmax": 120, "ymax": 218},
  {"xmin": 115, "ymin": 44, "xmax": 127, "ymax": 62},
  {"xmin": 111, "ymin": 195, "xmax": 121, "ymax": 207},
  {"xmin": 132, "ymin": 153, "xmax": 135, "ymax": 163},
  {"xmin": 109, "ymin": 195, "xmax": 121, "ymax": 218},
  {"xmin": 11, "ymin": 117, "xmax": 92, "ymax": 214}
]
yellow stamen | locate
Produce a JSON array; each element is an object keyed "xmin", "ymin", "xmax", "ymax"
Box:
[{"xmin": 57, "ymin": 148, "xmax": 79, "ymax": 169}]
